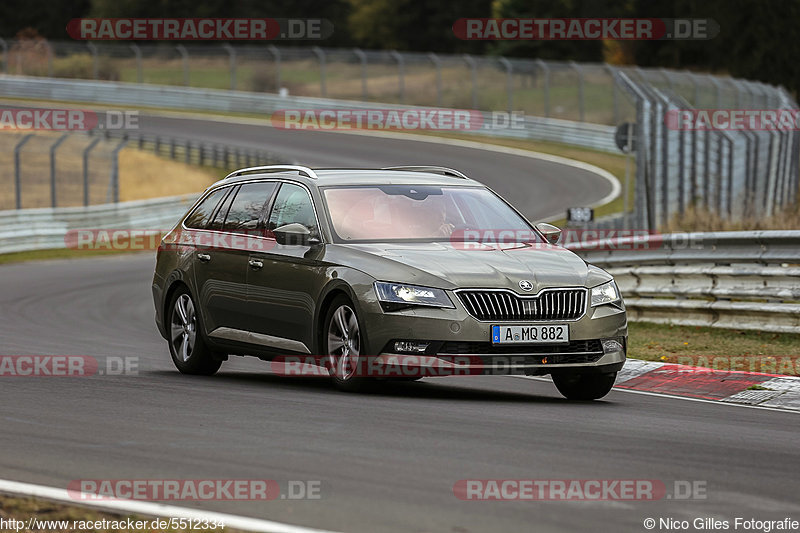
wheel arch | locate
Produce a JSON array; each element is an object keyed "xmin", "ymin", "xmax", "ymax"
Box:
[{"xmin": 314, "ymin": 280, "xmax": 366, "ymax": 354}]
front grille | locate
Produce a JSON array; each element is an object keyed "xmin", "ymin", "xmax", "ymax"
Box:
[
  {"xmin": 438, "ymin": 339, "xmax": 602, "ymax": 358},
  {"xmin": 457, "ymin": 288, "xmax": 587, "ymax": 321}
]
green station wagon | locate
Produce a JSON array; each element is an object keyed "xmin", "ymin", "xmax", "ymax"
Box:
[{"xmin": 152, "ymin": 165, "xmax": 626, "ymax": 400}]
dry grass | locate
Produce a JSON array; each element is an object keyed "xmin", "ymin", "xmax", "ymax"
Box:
[
  {"xmin": 661, "ymin": 203, "xmax": 800, "ymax": 232},
  {"xmin": 0, "ymin": 131, "xmax": 218, "ymax": 209},
  {"xmin": 0, "ymin": 494, "xmax": 239, "ymax": 532},
  {"xmin": 117, "ymin": 149, "xmax": 217, "ymax": 201},
  {"xmin": 629, "ymin": 322, "xmax": 800, "ymax": 375}
]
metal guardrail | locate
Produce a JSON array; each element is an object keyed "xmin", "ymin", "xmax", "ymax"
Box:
[
  {"xmin": 2, "ymin": 213, "xmax": 797, "ymax": 333},
  {"xmin": 567, "ymin": 231, "xmax": 800, "ymax": 332},
  {"xmin": 0, "ymin": 194, "xmax": 197, "ymax": 254},
  {"xmin": 0, "ymin": 76, "xmax": 619, "ymax": 153}
]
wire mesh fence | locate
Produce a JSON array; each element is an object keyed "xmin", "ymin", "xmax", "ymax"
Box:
[
  {"xmin": 0, "ymin": 39, "xmax": 639, "ymax": 124},
  {"xmin": 0, "ymin": 38, "xmax": 797, "ymax": 228},
  {"xmin": 0, "ymin": 128, "xmax": 281, "ymax": 210}
]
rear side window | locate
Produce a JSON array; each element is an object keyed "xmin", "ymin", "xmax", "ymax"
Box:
[
  {"xmin": 222, "ymin": 182, "xmax": 278, "ymax": 233},
  {"xmin": 208, "ymin": 186, "xmax": 237, "ymax": 231},
  {"xmin": 183, "ymin": 188, "xmax": 228, "ymax": 229},
  {"xmin": 267, "ymin": 183, "xmax": 318, "ymax": 234}
]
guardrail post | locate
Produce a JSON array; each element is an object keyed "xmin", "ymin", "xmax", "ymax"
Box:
[
  {"xmin": 0, "ymin": 38, "xmax": 7, "ymax": 73},
  {"xmin": 267, "ymin": 45, "xmax": 281, "ymax": 91},
  {"xmin": 44, "ymin": 41, "xmax": 53, "ymax": 77},
  {"xmin": 605, "ymin": 64, "xmax": 620, "ymax": 124},
  {"xmin": 463, "ymin": 54, "xmax": 478, "ymax": 109},
  {"xmin": 129, "ymin": 43, "xmax": 142, "ymax": 83},
  {"xmin": 222, "ymin": 44, "xmax": 236, "ymax": 90},
  {"xmin": 82, "ymin": 137, "xmax": 102, "ymax": 206},
  {"xmin": 176, "ymin": 45, "xmax": 189, "ymax": 86},
  {"xmin": 14, "ymin": 134, "xmax": 35, "ymax": 209},
  {"xmin": 428, "ymin": 52, "xmax": 442, "ymax": 107},
  {"xmin": 49, "ymin": 133, "xmax": 69, "ymax": 208},
  {"xmin": 170, "ymin": 138, "xmax": 176, "ymax": 159},
  {"xmin": 707, "ymin": 75, "xmax": 723, "ymax": 108},
  {"xmin": 687, "ymin": 71, "xmax": 700, "ymax": 107},
  {"xmin": 353, "ymin": 48, "xmax": 367, "ymax": 100},
  {"xmin": 659, "ymin": 68, "xmax": 674, "ymax": 92},
  {"xmin": 312, "ymin": 46, "xmax": 326, "ymax": 97},
  {"xmin": 14, "ymin": 48, "xmax": 22, "ymax": 75},
  {"xmin": 570, "ymin": 61, "xmax": 585, "ymax": 122},
  {"xmin": 390, "ymin": 50, "xmax": 404, "ymax": 104},
  {"xmin": 86, "ymin": 42, "xmax": 99, "ymax": 79},
  {"xmin": 498, "ymin": 57, "xmax": 513, "ymax": 113},
  {"xmin": 110, "ymin": 139, "xmax": 128, "ymax": 204},
  {"xmin": 536, "ymin": 59, "xmax": 550, "ymax": 118},
  {"xmin": 185, "ymin": 140, "xmax": 191, "ymax": 164}
]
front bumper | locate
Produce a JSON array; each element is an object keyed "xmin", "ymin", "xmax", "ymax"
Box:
[{"xmin": 359, "ymin": 290, "xmax": 627, "ymax": 376}]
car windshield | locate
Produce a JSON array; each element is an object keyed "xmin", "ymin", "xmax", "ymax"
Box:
[{"xmin": 323, "ymin": 185, "xmax": 541, "ymax": 242}]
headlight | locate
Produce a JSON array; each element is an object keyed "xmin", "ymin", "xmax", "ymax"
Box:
[
  {"xmin": 591, "ymin": 280, "xmax": 621, "ymax": 307},
  {"xmin": 374, "ymin": 282, "xmax": 454, "ymax": 308}
]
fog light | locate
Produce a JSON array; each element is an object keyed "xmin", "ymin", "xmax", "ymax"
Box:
[
  {"xmin": 394, "ymin": 341, "xmax": 429, "ymax": 354},
  {"xmin": 602, "ymin": 339, "xmax": 624, "ymax": 354}
]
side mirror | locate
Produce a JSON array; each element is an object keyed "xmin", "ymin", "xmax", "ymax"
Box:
[
  {"xmin": 535, "ymin": 222, "xmax": 562, "ymax": 245},
  {"xmin": 273, "ymin": 223, "xmax": 320, "ymax": 246}
]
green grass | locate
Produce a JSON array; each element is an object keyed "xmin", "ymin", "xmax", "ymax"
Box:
[{"xmin": 629, "ymin": 322, "xmax": 800, "ymax": 375}]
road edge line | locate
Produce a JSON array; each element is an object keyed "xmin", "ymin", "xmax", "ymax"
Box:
[{"xmin": 0, "ymin": 478, "xmax": 341, "ymax": 533}]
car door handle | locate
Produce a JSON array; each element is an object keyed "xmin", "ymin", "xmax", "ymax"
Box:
[
  {"xmin": 248, "ymin": 259, "xmax": 264, "ymax": 270},
  {"xmin": 197, "ymin": 253, "xmax": 211, "ymax": 262}
]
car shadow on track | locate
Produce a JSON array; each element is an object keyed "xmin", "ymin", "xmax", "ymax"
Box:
[{"xmin": 148, "ymin": 370, "xmax": 618, "ymax": 405}]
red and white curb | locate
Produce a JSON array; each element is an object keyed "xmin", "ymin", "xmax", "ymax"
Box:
[{"xmin": 614, "ymin": 359, "xmax": 800, "ymax": 410}]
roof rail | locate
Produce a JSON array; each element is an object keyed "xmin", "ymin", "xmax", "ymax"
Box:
[
  {"xmin": 381, "ymin": 166, "xmax": 469, "ymax": 179},
  {"xmin": 224, "ymin": 165, "xmax": 319, "ymax": 180}
]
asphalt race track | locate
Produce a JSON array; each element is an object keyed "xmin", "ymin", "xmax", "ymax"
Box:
[
  {"xmin": 1, "ymin": 116, "xmax": 798, "ymax": 533},
  {"xmin": 132, "ymin": 113, "xmax": 615, "ymax": 221}
]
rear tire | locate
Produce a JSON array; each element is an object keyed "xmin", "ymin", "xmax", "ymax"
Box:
[
  {"xmin": 552, "ymin": 372, "xmax": 616, "ymax": 401},
  {"xmin": 167, "ymin": 287, "xmax": 222, "ymax": 376},
  {"xmin": 324, "ymin": 295, "xmax": 371, "ymax": 392}
]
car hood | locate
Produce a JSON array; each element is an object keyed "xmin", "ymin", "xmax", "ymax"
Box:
[{"xmin": 331, "ymin": 241, "xmax": 609, "ymax": 292}]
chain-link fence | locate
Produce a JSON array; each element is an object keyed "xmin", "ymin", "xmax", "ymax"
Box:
[
  {"xmin": 0, "ymin": 38, "xmax": 797, "ymax": 227},
  {"xmin": 610, "ymin": 67, "xmax": 799, "ymax": 230},
  {"xmin": 0, "ymin": 128, "xmax": 280, "ymax": 210},
  {"xmin": 0, "ymin": 39, "xmax": 638, "ymax": 125}
]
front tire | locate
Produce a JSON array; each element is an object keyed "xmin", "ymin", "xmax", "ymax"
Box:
[
  {"xmin": 168, "ymin": 287, "xmax": 222, "ymax": 376},
  {"xmin": 324, "ymin": 295, "xmax": 371, "ymax": 392},
  {"xmin": 552, "ymin": 372, "xmax": 617, "ymax": 401}
]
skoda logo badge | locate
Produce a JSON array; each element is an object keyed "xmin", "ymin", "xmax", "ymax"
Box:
[{"xmin": 518, "ymin": 280, "xmax": 533, "ymax": 292}]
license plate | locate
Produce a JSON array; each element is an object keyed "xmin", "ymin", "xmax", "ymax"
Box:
[{"xmin": 491, "ymin": 324, "xmax": 569, "ymax": 344}]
